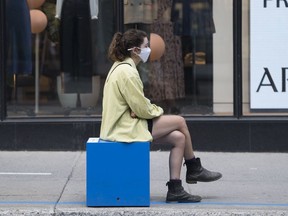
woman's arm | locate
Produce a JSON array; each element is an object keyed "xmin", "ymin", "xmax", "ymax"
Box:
[{"xmin": 121, "ymin": 75, "xmax": 164, "ymax": 119}]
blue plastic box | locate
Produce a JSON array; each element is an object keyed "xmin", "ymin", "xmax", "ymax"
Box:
[{"xmin": 86, "ymin": 138, "xmax": 150, "ymax": 207}]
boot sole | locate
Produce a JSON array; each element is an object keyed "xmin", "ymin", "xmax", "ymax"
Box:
[
  {"xmin": 186, "ymin": 174, "xmax": 222, "ymax": 184},
  {"xmin": 166, "ymin": 199, "xmax": 201, "ymax": 203}
]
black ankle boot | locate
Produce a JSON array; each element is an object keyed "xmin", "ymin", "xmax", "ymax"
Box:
[
  {"xmin": 166, "ymin": 179, "xmax": 201, "ymax": 203},
  {"xmin": 185, "ymin": 158, "xmax": 222, "ymax": 184}
]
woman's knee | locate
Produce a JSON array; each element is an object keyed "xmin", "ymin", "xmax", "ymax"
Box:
[
  {"xmin": 174, "ymin": 116, "xmax": 187, "ymax": 129},
  {"xmin": 170, "ymin": 131, "xmax": 185, "ymax": 148}
]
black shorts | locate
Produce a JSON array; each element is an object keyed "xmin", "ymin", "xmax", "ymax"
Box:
[{"xmin": 147, "ymin": 119, "xmax": 153, "ymax": 133}]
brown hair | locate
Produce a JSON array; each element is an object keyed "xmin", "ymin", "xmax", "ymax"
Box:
[{"xmin": 108, "ymin": 29, "xmax": 148, "ymax": 62}]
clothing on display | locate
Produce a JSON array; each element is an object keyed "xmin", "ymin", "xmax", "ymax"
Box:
[
  {"xmin": 92, "ymin": 0, "xmax": 116, "ymax": 76},
  {"xmin": 124, "ymin": 0, "xmax": 158, "ymax": 24},
  {"xmin": 5, "ymin": 0, "xmax": 32, "ymax": 74},
  {"xmin": 171, "ymin": 0, "xmax": 215, "ymax": 36},
  {"xmin": 41, "ymin": 0, "xmax": 60, "ymax": 43},
  {"xmin": 56, "ymin": 0, "xmax": 99, "ymax": 19},
  {"xmin": 59, "ymin": 0, "xmax": 93, "ymax": 93},
  {"xmin": 148, "ymin": 0, "xmax": 185, "ymax": 103}
]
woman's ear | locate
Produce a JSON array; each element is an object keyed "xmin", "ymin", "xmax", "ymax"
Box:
[
  {"xmin": 134, "ymin": 47, "xmax": 141, "ymax": 54},
  {"xmin": 130, "ymin": 48, "xmax": 140, "ymax": 56}
]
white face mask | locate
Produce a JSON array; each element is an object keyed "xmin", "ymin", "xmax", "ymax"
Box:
[{"xmin": 137, "ymin": 47, "xmax": 151, "ymax": 63}]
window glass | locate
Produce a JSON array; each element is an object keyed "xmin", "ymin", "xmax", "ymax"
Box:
[
  {"xmin": 124, "ymin": 0, "xmax": 234, "ymax": 116},
  {"xmin": 242, "ymin": 0, "xmax": 288, "ymax": 116},
  {"xmin": 5, "ymin": 0, "xmax": 115, "ymax": 118},
  {"xmin": 5, "ymin": 0, "xmax": 234, "ymax": 118}
]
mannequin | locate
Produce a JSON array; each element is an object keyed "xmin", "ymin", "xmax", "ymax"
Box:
[
  {"xmin": 55, "ymin": 0, "xmax": 100, "ymax": 108},
  {"xmin": 5, "ymin": 0, "xmax": 32, "ymax": 100}
]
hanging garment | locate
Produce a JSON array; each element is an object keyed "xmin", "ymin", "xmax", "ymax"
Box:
[
  {"xmin": 171, "ymin": 0, "xmax": 215, "ymax": 36},
  {"xmin": 56, "ymin": 0, "xmax": 99, "ymax": 19},
  {"xmin": 124, "ymin": 0, "xmax": 158, "ymax": 24},
  {"xmin": 92, "ymin": 0, "xmax": 116, "ymax": 76},
  {"xmin": 148, "ymin": 0, "xmax": 185, "ymax": 102},
  {"xmin": 5, "ymin": 0, "xmax": 32, "ymax": 74},
  {"xmin": 59, "ymin": 0, "xmax": 93, "ymax": 93}
]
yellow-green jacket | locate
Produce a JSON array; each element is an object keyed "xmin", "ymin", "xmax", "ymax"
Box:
[{"xmin": 100, "ymin": 58, "xmax": 163, "ymax": 142}]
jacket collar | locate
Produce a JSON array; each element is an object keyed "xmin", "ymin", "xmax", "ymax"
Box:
[{"xmin": 121, "ymin": 57, "xmax": 137, "ymax": 69}]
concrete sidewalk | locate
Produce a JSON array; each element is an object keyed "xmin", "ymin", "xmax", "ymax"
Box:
[{"xmin": 0, "ymin": 151, "xmax": 288, "ymax": 215}]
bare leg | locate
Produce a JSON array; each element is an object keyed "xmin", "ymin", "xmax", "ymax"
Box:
[
  {"xmin": 151, "ymin": 115, "xmax": 196, "ymax": 179},
  {"xmin": 152, "ymin": 115, "xmax": 221, "ymax": 203}
]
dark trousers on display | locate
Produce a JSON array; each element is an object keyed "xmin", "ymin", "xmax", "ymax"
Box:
[{"xmin": 60, "ymin": 0, "xmax": 92, "ymax": 93}]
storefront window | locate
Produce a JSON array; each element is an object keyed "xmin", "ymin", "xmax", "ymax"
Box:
[
  {"xmin": 5, "ymin": 0, "xmax": 116, "ymax": 118},
  {"xmin": 242, "ymin": 0, "xmax": 288, "ymax": 116},
  {"xmin": 4, "ymin": 0, "xmax": 234, "ymax": 118},
  {"xmin": 124, "ymin": 0, "xmax": 234, "ymax": 116},
  {"xmin": 210, "ymin": 0, "xmax": 234, "ymax": 116}
]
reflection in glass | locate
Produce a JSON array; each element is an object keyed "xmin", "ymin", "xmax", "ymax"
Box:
[
  {"xmin": 5, "ymin": 0, "xmax": 233, "ymax": 117},
  {"xmin": 6, "ymin": 0, "xmax": 116, "ymax": 118}
]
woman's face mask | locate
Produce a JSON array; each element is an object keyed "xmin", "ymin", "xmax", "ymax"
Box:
[
  {"xmin": 128, "ymin": 46, "xmax": 151, "ymax": 63},
  {"xmin": 137, "ymin": 47, "xmax": 151, "ymax": 63}
]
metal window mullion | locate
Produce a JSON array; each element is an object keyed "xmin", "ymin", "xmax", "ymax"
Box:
[
  {"xmin": 115, "ymin": 0, "xmax": 124, "ymax": 32},
  {"xmin": 0, "ymin": 0, "xmax": 7, "ymax": 121},
  {"xmin": 233, "ymin": 0, "xmax": 243, "ymax": 119}
]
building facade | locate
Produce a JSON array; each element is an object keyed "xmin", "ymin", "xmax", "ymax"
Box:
[{"xmin": 1, "ymin": 0, "xmax": 288, "ymax": 152}]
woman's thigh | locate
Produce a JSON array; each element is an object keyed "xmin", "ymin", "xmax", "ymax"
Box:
[{"xmin": 152, "ymin": 115, "xmax": 185, "ymax": 140}]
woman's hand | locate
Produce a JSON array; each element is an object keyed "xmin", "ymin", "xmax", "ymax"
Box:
[{"xmin": 130, "ymin": 111, "xmax": 138, "ymax": 118}]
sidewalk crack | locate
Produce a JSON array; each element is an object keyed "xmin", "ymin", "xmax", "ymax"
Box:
[{"xmin": 52, "ymin": 152, "xmax": 83, "ymax": 214}]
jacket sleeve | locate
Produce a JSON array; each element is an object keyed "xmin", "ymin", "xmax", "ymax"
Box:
[{"xmin": 120, "ymin": 72, "xmax": 163, "ymax": 119}]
